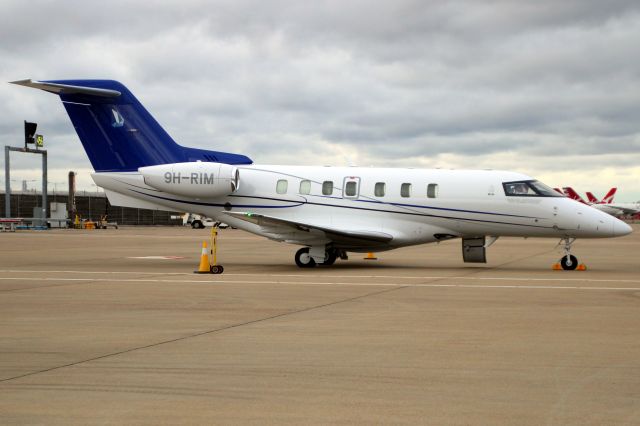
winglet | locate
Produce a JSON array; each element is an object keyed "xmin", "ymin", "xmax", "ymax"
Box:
[{"xmin": 10, "ymin": 79, "xmax": 121, "ymax": 97}]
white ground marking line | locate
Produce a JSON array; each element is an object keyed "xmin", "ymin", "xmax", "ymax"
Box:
[
  {"xmin": 127, "ymin": 256, "xmax": 186, "ymax": 259},
  {"xmin": 1, "ymin": 276, "xmax": 640, "ymax": 291},
  {"xmin": 1, "ymin": 269, "xmax": 640, "ymax": 284},
  {"xmin": 0, "ymin": 269, "xmax": 190, "ymax": 275},
  {"xmin": 0, "ymin": 233, "xmax": 259, "ymax": 240}
]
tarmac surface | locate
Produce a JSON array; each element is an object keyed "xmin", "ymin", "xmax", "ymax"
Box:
[{"xmin": 1, "ymin": 225, "xmax": 639, "ymax": 425}]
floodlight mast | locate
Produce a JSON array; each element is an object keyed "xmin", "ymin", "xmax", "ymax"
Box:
[
  {"xmin": 4, "ymin": 121, "xmax": 47, "ymax": 220},
  {"xmin": 24, "ymin": 121, "xmax": 37, "ymax": 148}
]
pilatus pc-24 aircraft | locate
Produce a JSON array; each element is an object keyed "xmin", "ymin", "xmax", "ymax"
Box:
[{"xmin": 12, "ymin": 79, "xmax": 632, "ymax": 270}]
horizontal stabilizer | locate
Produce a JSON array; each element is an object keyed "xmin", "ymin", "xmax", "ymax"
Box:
[
  {"xmin": 11, "ymin": 79, "xmax": 121, "ymax": 97},
  {"xmin": 103, "ymin": 189, "xmax": 171, "ymax": 211}
]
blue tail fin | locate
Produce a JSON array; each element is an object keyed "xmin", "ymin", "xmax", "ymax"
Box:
[{"xmin": 11, "ymin": 79, "xmax": 252, "ymax": 172}]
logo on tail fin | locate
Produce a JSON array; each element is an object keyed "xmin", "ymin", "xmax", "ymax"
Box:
[{"xmin": 111, "ymin": 107, "xmax": 124, "ymax": 127}]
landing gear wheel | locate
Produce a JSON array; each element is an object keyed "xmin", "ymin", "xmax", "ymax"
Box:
[
  {"xmin": 557, "ymin": 237, "xmax": 579, "ymax": 271},
  {"xmin": 210, "ymin": 265, "xmax": 224, "ymax": 274},
  {"xmin": 320, "ymin": 250, "xmax": 337, "ymax": 266},
  {"xmin": 295, "ymin": 248, "xmax": 316, "ymax": 268},
  {"xmin": 560, "ymin": 255, "xmax": 578, "ymax": 271}
]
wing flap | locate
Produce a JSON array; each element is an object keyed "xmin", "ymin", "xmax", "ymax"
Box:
[{"xmin": 226, "ymin": 211, "xmax": 393, "ymax": 248}]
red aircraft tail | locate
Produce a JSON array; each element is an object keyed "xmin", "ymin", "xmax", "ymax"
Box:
[
  {"xmin": 585, "ymin": 188, "xmax": 617, "ymax": 204},
  {"xmin": 601, "ymin": 188, "xmax": 617, "ymax": 204},
  {"xmin": 586, "ymin": 192, "xmax": 598, "ymax": 203},
  {"xmin": 562, "ymin": 187, "xmax": 587, "ymax": 204}
]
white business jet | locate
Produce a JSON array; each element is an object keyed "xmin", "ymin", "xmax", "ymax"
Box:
[{"xmin": 11, "ymin": 79, "xmax": 632, "ymax": 270}]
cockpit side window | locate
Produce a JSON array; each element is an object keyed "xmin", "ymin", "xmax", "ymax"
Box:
[
  {"xmin": 529, "ymin": 180, "xmax": 563, "ymax": 196},
  {"xmin": 503, "ymin": 180, "xmax": 562, "ymax": 197}
]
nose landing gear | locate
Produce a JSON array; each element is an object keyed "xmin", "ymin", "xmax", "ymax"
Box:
[
  {"xmin": 554, "ymin": 237, "xmax": 586, "ymax": 271},
  {"xmin": 560, "ymin": 254, "xmax": 578, "ymax": 271}
]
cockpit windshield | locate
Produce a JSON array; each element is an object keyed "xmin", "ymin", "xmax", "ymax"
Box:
[{"xmin": 503, "ymin": 180, "xmax": 563, "ymax": 197}]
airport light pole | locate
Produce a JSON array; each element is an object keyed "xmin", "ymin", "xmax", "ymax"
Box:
[
  {"xmin": 4, "ymin": 146, "xmax": 9, "ymax": 217},
  {"xmin": 4, "ymin": 121, "xmax": 47, "ymax": 219}
]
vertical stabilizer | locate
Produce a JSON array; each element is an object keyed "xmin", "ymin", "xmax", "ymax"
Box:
[
  {"xmin": 586, "ymin": 192, "xmax": 599, "ymax": 204},
  {"xmin": 11, "ymin": 79, "xmax": 252, "ymax": 172},
  {"xmin": 562, "ymin": 187, "xmax": 587, "ymax": 204},
  {"xmin": 601, "ymin": 188, "xmax": 617, "ymax": 204}
]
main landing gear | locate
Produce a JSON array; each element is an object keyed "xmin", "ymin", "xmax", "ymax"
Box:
[
  {"xmin": 294, "ymin": 247, "xmax": 341, "ymax": 268},
  {"xmin": 557, "ymin": 237, "xmax": 579, "ymax": 271}
]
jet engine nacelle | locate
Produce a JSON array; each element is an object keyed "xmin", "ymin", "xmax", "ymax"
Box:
[{"xmin": 139, "ymin": 162, "xmax": 239, "ymax": 198}]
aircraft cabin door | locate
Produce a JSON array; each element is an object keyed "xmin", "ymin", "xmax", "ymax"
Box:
[{"xmin": 342, "ymin": 176, "xmax": 361, "ymax": 199}]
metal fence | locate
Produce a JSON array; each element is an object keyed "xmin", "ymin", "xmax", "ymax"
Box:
[{"xmin": 0, "ymin": 191, "xmax": 183, "ymax": 226}]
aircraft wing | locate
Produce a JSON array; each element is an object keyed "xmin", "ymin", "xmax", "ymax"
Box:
[
  {"xmin": 606, "ymin": 204, "xmax": 640, "ymax": 216},
  {"xmin": 225, "ymin": 211, "xmax": 393, "ymax": 249}
]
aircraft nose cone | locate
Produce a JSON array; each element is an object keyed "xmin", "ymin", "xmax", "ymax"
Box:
[{"xmin": 613, "ymin": 220, "xmax": 633, "ymax": 237}]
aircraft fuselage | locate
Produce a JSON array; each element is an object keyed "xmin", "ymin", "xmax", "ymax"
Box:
[{"xmin": 93, "ymin": 165, "xmax": 629, "ymax": 251}]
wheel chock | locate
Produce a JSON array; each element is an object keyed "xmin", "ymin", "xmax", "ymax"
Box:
[
  {"xmin": 576, "ymin": 263, "xmax": 587, "ymax": 271},
  {"xmin": 194, "ymin": 241, "xmax": 212, "ymax": 274},
  {"xmin": 364, "ymin": 252, "xmax": 378, "ymax": 260},
  {"xmin": 552, "ymin": 263, "xmax": 562, "ymax": 270}
]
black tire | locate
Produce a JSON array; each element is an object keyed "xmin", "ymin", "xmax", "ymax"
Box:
[
  {"xmin": 320, "ymin": 250, "xmax": 337, "ymax": 266},
  {"xmin": 211, "ymin": 265, "xmax": 224, "ymax": 274},
  {"xmin": 192, "ymin": 220, "xmax": 203, "ymax": 229},
  {"xmin": 560, "ymin": 255, "xmax": 578, "ymax": 270},
  {"xmin": 295, "ymin": 248, "xmax": 316, "ymax": 268}
]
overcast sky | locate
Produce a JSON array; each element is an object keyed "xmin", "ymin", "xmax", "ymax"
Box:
[{"xmin": 1, "ymin": 0, "xmax": 639, "ymax": 200}]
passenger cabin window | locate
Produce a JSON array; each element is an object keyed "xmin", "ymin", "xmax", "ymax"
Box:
[
  {"xmin": 345, "ymin": 181, "xmax": 357, "ymax": 197},
  {"xmin": 427, "ymin": 183, "xmax": 438, "ymax": 198},
  {"xmin": 374, "ymin": 182, "xmax": 386, "ymax": 197},
  {"xmin": 276, "ymin": 179, "xmax": 288, "ymax": 194},
  {"xmin": 322, "ymin": 181, "xmax": 333, "ymax": 196},
  {"xmin": 299, "ymin": 180, "xmax": 311, "ymax": 195},
  {"xmin": 503, "ymin": 180, "xmax": 562, "ymax": 197},
  {"xmin": 401, "ymin": 183, "xmax": 412, "ymax": 198}
]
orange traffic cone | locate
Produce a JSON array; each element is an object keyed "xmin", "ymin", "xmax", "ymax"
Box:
[
  {"xmin": 194, "ymin": 241, "xmax": 211, "ymax": 274},
  {"xmin": 364, "ymin": 252, "xmax": 377, "ymax": 260}
]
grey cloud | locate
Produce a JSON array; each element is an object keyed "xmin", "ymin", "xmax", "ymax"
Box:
[{"xmin": 0, "ymin": 0, "xmax": 639, "ymax": 199}]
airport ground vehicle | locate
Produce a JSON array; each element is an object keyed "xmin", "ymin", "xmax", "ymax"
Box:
[{"xmin": 186, "ymin": 214, "xmax": 229, "ymax": 229}]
